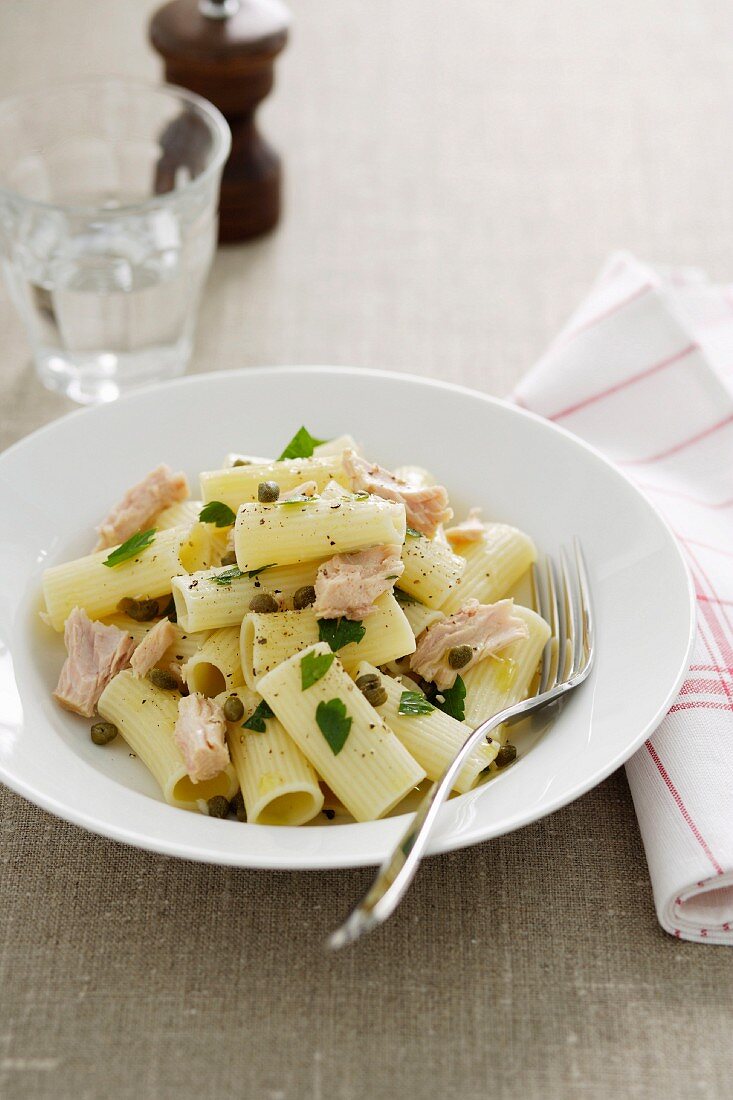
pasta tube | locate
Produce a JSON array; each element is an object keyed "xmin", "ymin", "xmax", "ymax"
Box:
[
  {"xmin": 185, "ymin": 627, "xmax": 244, "ymax": 696},
  {"xmin": 155, "ymin": 499, "xmax": 202, "ymax": 530},
  {"xmin": 354, "ymin": 662, "xmax": 497, "ymax": 791},
  {"xmin": 171, "ymin": 560, "xmax": 323, "ymax": 633},
  {"xmin": 200, "ymin": 455, "xmax": 348, "ymax": 510},
  {"xmin": 396, "ymin": 597, "xmax": 445, "ymax": 639},
  {"xmin": 258, "ymin": 643, "xmax": 426, "ymax": 822},
  {"xmin": 97, "ymin": 670, "xmax": 237, "ymax": 812},
  {"xmin": 219, "ymin": 687, "xmax": 323, "ymax": 826},
  {"xmin": 441, "ymin": 523, "xmax": 537, "ymax": 614},
  {"xmin": 42, "ymin": 524, "xmax": 212, "ymax": 632},
  {"xmin": 234, "ymin": 497, "xmax": 406, "ymax": 571},
  {"xmin": 240, "ymin": 592, "xmax": 415, "ymax": 689},
  {"xmin": 398, "ymin": 535, "xmax": 464, "ymax": 606},
  {"xmin": 462, "ymin": 605, "xmax": 550, "ymax": 731}
]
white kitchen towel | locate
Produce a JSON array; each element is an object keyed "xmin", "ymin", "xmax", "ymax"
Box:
[{"xmin": 513, "ymin": 252, "xmax": 733, "ymax": 944}]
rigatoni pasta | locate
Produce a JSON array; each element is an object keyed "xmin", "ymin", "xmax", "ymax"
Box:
[
  {"xmin": 97, "ymin": 670, "xmax": 238, "ymax": 811},
  {"xmin": 240, "ymin": 592, "xmax": 415, "ymax": 689},
  {"xmin": 220, "ymin": 687, "xmax": 323, "ymax": 825},
  {"xmin": 233, "ymin": 496, "xmax": 406, "ymax": 571},
  {"xmin": 258, "ymin": 643, "xmax": 426, "ymax": 822},
  {"xmin": 42, "ymin": 426, "xmax": 552, "ymax": 826}
]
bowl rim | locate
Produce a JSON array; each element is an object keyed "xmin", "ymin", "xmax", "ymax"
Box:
[{"xmin": 0, "ymin": 365, "xmax": 697, "ymax": 867}]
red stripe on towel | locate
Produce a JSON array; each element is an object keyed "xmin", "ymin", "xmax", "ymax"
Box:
[
  {"xmin": 549, "ymin": 343, "xmax": 698, "ymax": 422},
  {"xmin": 619, "ymin": 413, "xmax": 733, "ymax": 466},
  {"xmin": 645, "ymin": 741, "xmax": 724, "ymax": 875}
]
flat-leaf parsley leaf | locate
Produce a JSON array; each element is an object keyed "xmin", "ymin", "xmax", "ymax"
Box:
[
  {"xmin": 435, "ymin": 675, "xmax": 466, "ymax": 722},
  {"xmin": 300, "ymin": 650, "xmax": 335, "ymax": 690},
  {"xmin": 103, "ymin": 529, "xmax": 156, "ymax": 568},
  {"xmin": 277, "ymin": 426, "xmax": 328, "ymax": 462},
  {"xmin": 316, "ymin": 698, "xmax": 352, "ymax": 755},
  {"xmin": 318, "ymin": 617, "xmax": 366, "ymax": 652},
  {"xmin": 198, "ymin": 500, "xmax": 236, "ymax": 527},
  {"xmin": 242, "ymin": 699, "xmax": 274, "ymax": 732},
  {"xmin": 398, "ymin": 690, "xmax": 435, "ymax": 715}
]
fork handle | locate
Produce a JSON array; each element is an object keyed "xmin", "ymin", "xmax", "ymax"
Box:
[{"xmin": 328, "ymin": 704, "xmax": 518, "ymax": 950}]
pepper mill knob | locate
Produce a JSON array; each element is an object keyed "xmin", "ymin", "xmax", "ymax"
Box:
[{"xmin": 149, "ymin": 0, "xmax": 290, "ymax": 242}]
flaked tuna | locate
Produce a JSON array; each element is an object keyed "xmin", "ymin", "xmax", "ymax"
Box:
[
  {"xmin": 445, "ymin": 508, "xmax": 485, "ymax": 547},
  {"xmin": 130, "ymin": 618, "xmax": 179, "ymax": 679},
  {"xmin": 54, "ymin": 607, "xmax": 136, "ymax": 717},
  {"xmin": 173, "ymin": 693, "xmax": 230, "ymax": 783},
  {"xmin": 410, "ymin": 598, "xmax": 529, "ymax": 689},
  {"xmin": 314, "ymin": 545, "xmax": 404, "ymax": 620},
  {"xmin": 342, "ymin": 450, "xmax": 452, "ymax": 537},
  {"xmin": 95, "ymin": 464, "xmax": 189, "ymax": 550}
]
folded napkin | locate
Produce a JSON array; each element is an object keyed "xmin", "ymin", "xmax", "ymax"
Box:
[{"xmin": 513, "ymin": 252, "xmax": 733, "ymax": 945}]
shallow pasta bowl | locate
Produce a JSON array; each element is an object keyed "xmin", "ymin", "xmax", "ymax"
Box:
[{"xmin": 0, "ymin": 367, "xmax": 695, "ymax": 868}]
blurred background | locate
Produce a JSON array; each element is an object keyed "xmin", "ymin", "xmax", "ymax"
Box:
[{"xmin": 3, "ymin": 0, "xmax": 733, "ymax": 437}]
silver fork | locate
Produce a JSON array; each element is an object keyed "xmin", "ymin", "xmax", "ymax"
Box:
[{"xmin": 328, "ymin": 540, "xmax": 595, "ymax": 950}]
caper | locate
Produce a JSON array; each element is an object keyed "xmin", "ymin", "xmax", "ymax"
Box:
[
  {"xmin": 231, "ymin": 790, "xmax": 247, "ymax": 822},
  {"xmin": 223, "ymin": 695, "xmax": 244, "ymax": 723},
  {"xmin": 293, "ymin": 585, "xmax": 316, "ymax": 610},
  {"xmin": 118, "ymin": 597, "xmax": 159, "ymax": 622},
  {"xmin": 207, "ymin": 795, "xmax": 230, "ymax": 818},
  {"xmin": 257, "ymin": 481, "xmax": 280, "ymax": 503},
  {"xmin": 249, "ymin": 592, "xmax": 279, "ymax": 613},
  {"xmin": 148, "ymin": 668, "xmax": 180, "ymax": 691},
  {"xmin": 494, "ymin": 743, "xmax": 517, "ymax": 768},
  {"xmin": 161, "ymin": 596, "xmax": 177, "ymax": 622},
  {"xmin": 90, "ymin": 721, "xmax": 118, "ymax": 746},
  {"xmin": 232, "ymin": 459, "xmax": 250, "ymax": 467},
  {"xmin": 355, "ymin": 673, "xmax": 387, "ymax": 707},
  {"xmin": 220, "ymin": 550, "xmax": 237, "ymax": 566},
  {"xmin": 447, "ymin": 644, "xmax": 473, "ymax": 670}
]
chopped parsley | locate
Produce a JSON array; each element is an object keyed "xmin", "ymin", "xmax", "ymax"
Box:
[
  {"xmin": 242, "ymin": 699, "xmax": 274, "ymax": 732},
  {"xmin": 434, "ymin": 675, "xmax": 466, "ymax": 722},
  {"xmin": 277, "ymin": 426, "xmax": 329, "ymax": 462},
  {"xmin": 103, "ymin": 529, "xmax": 156, "ymax": 568},
  {"xmin": 300, "ymin": 649, "xmax": 335, "ymax": 690},
  {"xmin": 398, "ymin": 690, "xmax": 435, "ymax": 715},
  {"xmin": 315, "ymin": 698, "xmax": 352, "ymax": 755},
  {"xmin": 198, "ymin": 500, "xmax": 236, "ymax": 527},
  {"xmin": 213, "ymin": 563, "xmax": 273, "ymax": 586},
  {"xmin": 394, "ymin": 588, "xmax": 418, "ymax": 606},
  {"xmin": 213, "ymin": 566, "xmax": 245, "ymax": 586},
  {"xmin": 405, "ymin": 526, "xmax": 424, "ymax": 539},
  {"xmin": 318, "ymin": 617, "xmax": 366, "ymax": 652},
  {"xmin": 247, "ymin": 564, "xmax": 275, "ymax": 578}
]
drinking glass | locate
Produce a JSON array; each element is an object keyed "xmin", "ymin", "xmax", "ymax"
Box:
[{"xmin": 0, "ymin": 78, "xmax": 231, "ymax": 404}]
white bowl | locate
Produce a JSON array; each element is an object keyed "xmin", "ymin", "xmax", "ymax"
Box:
[{"xmin": 0, "ymin": 367, "xmax": 695, "ymax": 868}]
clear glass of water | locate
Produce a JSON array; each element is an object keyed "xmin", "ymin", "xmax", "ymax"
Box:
[{"xmin": 0, "ymin": 78, "xmax": 231, "ymax": 404}]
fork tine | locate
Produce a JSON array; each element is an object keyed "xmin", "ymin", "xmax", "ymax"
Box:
[
  {"xmin": 574, "ymin": 538, "xmax": 594, "ymax": 670},
  {"xmin": 550, "ymin": 556, "xmax": 567, "ymax": 690},
  {"xmin": 544, "ymin": 555, "xmax": 561, "ymax": 691},
  {"xmin": 532, "ymin": 562, "xmax": 552, "ymax": 694},
  {"xmin": 560, "ymin": 546, "xmax": 581, "ymax": 678}
]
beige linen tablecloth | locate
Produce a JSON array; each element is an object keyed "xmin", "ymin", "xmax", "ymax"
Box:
[{"xmin": 1, "ymin": 3, "xmax": 732, "ymax": 1097}]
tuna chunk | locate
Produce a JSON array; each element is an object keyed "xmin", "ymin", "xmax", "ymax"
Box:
[
  {"xmin": 130, "ymin": 618, "xmax": 179, "ymax": 678},
  {"xmin": 280, "ymin": 480, "xmax": 319, "ymax": 500},
  {"xmin": 54, "ymin": 608, "xmax": 136, "ymax": 717},
  {"xmin": 174, "ymin": 693, "xmax": 230, "ymax": 783},
  {"xmin": 410, "ymin": 599, "xmax": 529, "ymax": 690},
  {"xmin": 342, "ymin": 450, "xmax": 452, "ymax": 537},
  {"xmin": 314, "ymin": 545, "xmax": 404, "ymax": 620},
  {"xmin": 95, "ymin": 464, "xmax": 189, "ymax": 550},
  {"xmin": 445, "ymin": 508, "xmax": 485, "ymax": 547}
]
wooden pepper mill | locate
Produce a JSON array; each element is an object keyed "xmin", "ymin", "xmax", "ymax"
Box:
[{"xmin": 149, "ymin": 0, "xmax": 290, "ymax": 242}]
